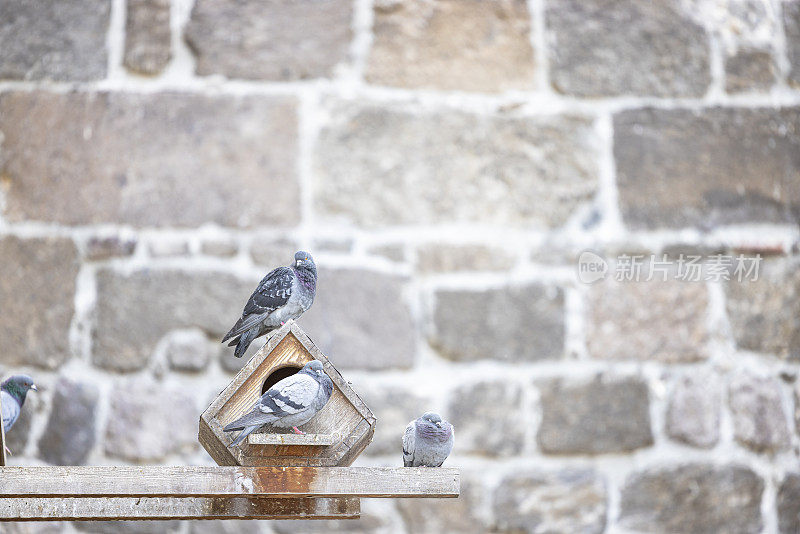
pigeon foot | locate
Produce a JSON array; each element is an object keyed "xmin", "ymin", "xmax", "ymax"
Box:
[{"xmin": 292, "ymin": 426, "xmax": 305, "ymax": 435}]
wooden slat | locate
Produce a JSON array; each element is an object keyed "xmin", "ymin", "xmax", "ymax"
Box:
[
  {"xmin": 0, "ymin": 467, "xmax": 459, "ymax": 498},
  {"xmin": 0, "ymin": 497, "xmax": 360, "ymax": 521},
  {"xmin": 248, "ymin": 433, "xmax": 338, "ymax": 446},
  {"xmin": 198, "ymin": 415, "xmax": 236, "ymax": 466}
]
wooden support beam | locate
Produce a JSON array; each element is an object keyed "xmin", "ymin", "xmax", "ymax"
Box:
[
  {"xmin": 0, "ymin": 467, "xmax": 459, "ymax": 499},
  {"xmin": 0, "ymin": 497, "xmax": 360, "ymax": 521}
]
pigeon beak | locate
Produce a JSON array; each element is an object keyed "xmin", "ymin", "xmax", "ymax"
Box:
[
  {"xmin": 296, "ymin": 260, "xmax": 303, "ymax": 267},
  {"xmin": 435, "ymin": 421, "xmax": 441, "ymax": 428},
  {"xmin": 30, "ymin": 384, "xmax": 38, "ymax": 391}
]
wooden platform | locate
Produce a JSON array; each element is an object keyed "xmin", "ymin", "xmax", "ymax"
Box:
[
  {"xmin": 248, "ymin": 433, "xmax": 338, "ymax": 446},
  {"xmin": 0, "ymin": 466, "xmax": 459, "ymax": 521},
  {"xmin": 0, "ymin": 497, "xmax": 361, "ymax": 521}
]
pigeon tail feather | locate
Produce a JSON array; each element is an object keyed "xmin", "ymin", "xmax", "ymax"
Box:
[
  {"xmin": 221, "ymin": 319, "xmax": 243, "ymax": 343},
  {"xmin": 223, "ymin": 312, "xmax": 268, "ymax": 344},
  {"xmin": 230, "ymin": 425, "xmax": 259, "ymax": 447},
  {"xmin": 234, "ymin": 326, "xmax": 259, "ymax": 358},
  {"xmin": 224, "ymin": 410, "xmax": 276, "ymax": 432}
]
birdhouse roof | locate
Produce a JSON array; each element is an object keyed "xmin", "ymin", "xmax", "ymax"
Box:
[{"xmin": 199, "ymin": 320, "xmax": 376, "ymax": 467}]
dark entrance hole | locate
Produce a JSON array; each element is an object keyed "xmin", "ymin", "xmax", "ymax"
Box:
[{"xmin": 262, "ymin": 365, "xmax": 302, "ymax": 395}]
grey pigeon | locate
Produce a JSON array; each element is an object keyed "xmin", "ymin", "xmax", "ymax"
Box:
[
  {"xmin": 223, "ymin": 251, "xmax": 317, "ymax": 358},
  {"xmin": 403, "ymin": 412, "xmax": 454, "ymax": 467},
  {"xmin": 1, "ymin": 374, "xmax": 37, "ymax": 455},
  {"xmin": 224, "ymin": 360, "xmax": 333, "ymax": 446}
]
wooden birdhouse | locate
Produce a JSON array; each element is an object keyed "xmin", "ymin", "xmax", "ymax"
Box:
[{"xmin": 199, "ymin": 320, "xmax": 376, "ymax": 467}]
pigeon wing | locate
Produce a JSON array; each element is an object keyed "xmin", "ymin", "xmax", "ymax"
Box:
[
  {"xmin": 223, "ymin": 374, "xmax": 319, "ymax": 432},
  {"xmin": 222, "ymin": 407, "xmax": 276, "ymax": 432},
  {"xmin": 222, "ymin": 267, "xmax": 294, "ymax": 342},
  {"xmin": 243, "ymin": 267, "xmax": 294, "ymax": 316},
  {"xmin": 402, "ymin": 420, "xmax": 416, "ymax": 467},
  {"xmin": 259, "ymin": 373, "xmax": 319, "ymax": 417},
  {"xmin": 1, "ymin": 390, "xmax": 20, "ymax": 432}
]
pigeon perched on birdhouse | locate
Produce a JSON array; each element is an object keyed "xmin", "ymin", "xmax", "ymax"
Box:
[
  {"xmin": 403, "ymin": 412, "xmax": 454, "ymax": 467},
  {"xmin": 222, "ymin": 251, "xmax": 317, "ymax": 358},
  {"xmin": 224, "ymin": 360, "xmax": 333, "ymax": 446},
  {"xmin": 1, "ymin": 374, "xmax": 37, "ymax": 454}
]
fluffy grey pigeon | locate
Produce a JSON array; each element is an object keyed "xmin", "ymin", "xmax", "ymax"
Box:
[
  {"xmin": 224, "ymin": 360, "xmax": 333, "ymax": 446},
  {"xmin": 222, "ymin": 251, "xmax": 317, "ymax": 358},
  {"xmin": 1, "ymin": 374, "xmax": 37, "ymax": 455},
  {"xmin": 403, "ymin": 412, "xmax": 454, "ymax": 467}
]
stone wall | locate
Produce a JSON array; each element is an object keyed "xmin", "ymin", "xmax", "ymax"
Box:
[{"xmin": 0, "ymin": 0, "xmax": 799, "ymax": 533}]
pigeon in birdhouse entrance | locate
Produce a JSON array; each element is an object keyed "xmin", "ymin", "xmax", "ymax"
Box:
[
  {"xmin": 224, "ymin": 360, "xmax": 333, "ymax": 446},
  {"xmin": 222, "ymin": 251, "xmax": 317, "ymax": 358},
  {"xmin": 403, "ymin": 412, "xmax": 454, "ymax": 467},
  {"xmin": 1, "ymin": 375, "xmax": 37, "ymax": 455}
]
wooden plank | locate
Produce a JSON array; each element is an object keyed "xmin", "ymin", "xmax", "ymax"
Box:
[
  {"xmin": 0, "ymin": 467, "xmax": 460, "ymax": 499},
  {"xmin": 0, "ymin": 388, "xmax": 5, "ymax": 466},
  {"xmin": 198, "ymin": 415, "xmax": 237, "ymax": 466},
  {"xmin": 248, "ymin": 433, "xmax": 338, "ymax": 446},
  {"xmin": 0, "ymin": 497, "xmax": 360, "ymax": 521},
  {"xmin": 334, "ymin": 418, "xmax": 376, "ymax": 468}
]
